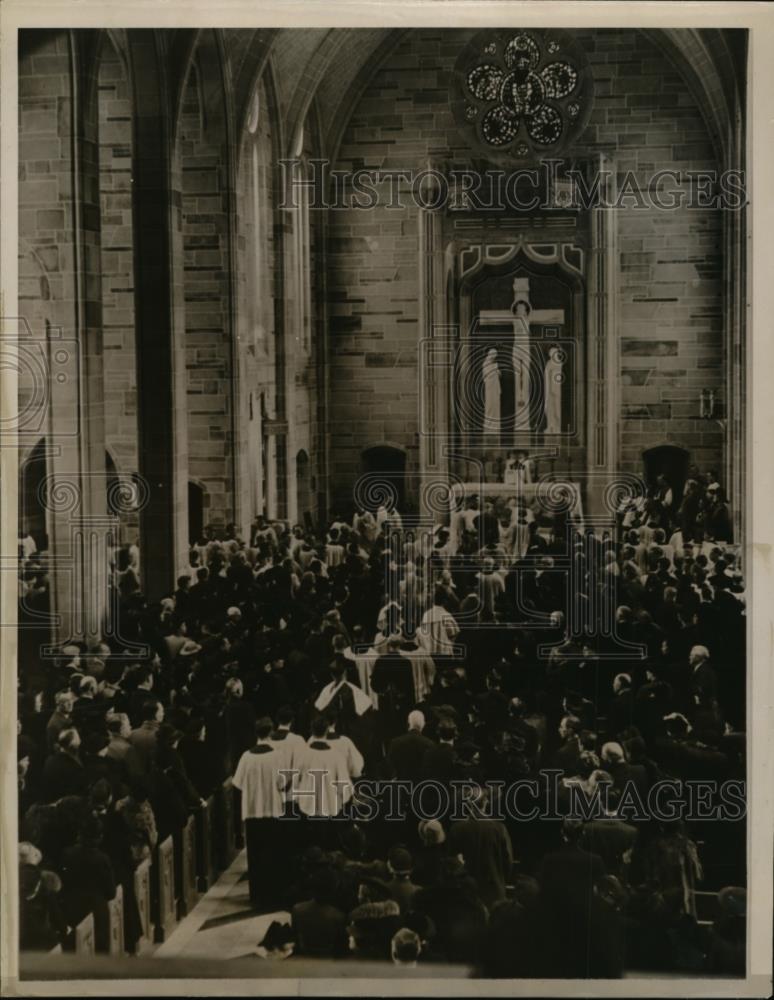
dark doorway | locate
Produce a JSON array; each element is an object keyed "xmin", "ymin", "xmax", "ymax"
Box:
[
  {"xmin": 296, "ymin": 449, "xmax": 313, "ymax": 529},
  {"xmin": 642, "ymin": 444, "xmax": 691, "ymax": 507},
  {"xmin": 20, "ymin": 438, "xmax": 48, "ymax": 551},
  {"xmin": 188, "ymin": 481, "xmax": 205, "ymax": 544},
  {"xmin": 361, "ymin": 444, "xmax": 407, "ymax": 511}
]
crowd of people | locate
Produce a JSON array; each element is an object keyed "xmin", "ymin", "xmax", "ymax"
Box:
[{"xmin": 16, "ymin": 468, "xmax": 746, "ymax": 977}]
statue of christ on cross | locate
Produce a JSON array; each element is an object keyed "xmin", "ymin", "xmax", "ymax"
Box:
[{"xmin": 477, "ymin": 275, "xmax": 565, "ymax": 436}]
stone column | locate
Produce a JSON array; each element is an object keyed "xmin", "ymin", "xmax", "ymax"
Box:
[
  {"xmin": 724, "ymin": 114, "xmax": 746, "ymax": 546},
  {"xmin": 585, "ymin": 154, "xmax": 619, "ymax": 516},
  {"xmin": 418, "ymin": 202, "xmax": 450, "ymax": 519},
  {"xmin": 128, "ymin": 30, "xmax": 188, "ymax": 599},
  {"xmin": 18, "ymin": 30, "xmax": 110, "ymax": 649}
]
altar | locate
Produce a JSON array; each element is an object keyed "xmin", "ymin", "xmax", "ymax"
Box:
[
  {"xmin": 449, "ymin": 480, "xmax": 584, "ymax": 523},
  {"xmin": 418, "ymin": 231, "xmax": 617, "ymax": 523}
]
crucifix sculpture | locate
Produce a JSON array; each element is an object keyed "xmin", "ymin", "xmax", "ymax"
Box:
[{"xmin": 478, "ymin": 276, "xmax": 565, "ymax": 436}]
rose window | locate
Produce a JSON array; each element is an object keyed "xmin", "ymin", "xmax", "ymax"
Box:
[{"xmin": 453, "ymin": 29, "xmax": 592, "ymax": 161}]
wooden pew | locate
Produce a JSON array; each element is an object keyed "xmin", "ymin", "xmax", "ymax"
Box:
[
  {"xmin": 152, "ymin": 835, "xmax": 177, "ymax": 943},
  {"xmin": 106, "ymin": 884, "xmax": 125, "ymax": 955},
  {"xmin": 94, "ymin": 887, "xmax": 123, "ymax": 955},
  {"xmin": 73, "ymin": 913, "xmax": 95, "ymax": 956},
  {"xmin": 196, "ymin": 796, "xmax": 216, "ymax": 891},
  {"xmin": 177, "ymin": 812, "xmax": 198, "ymax": 917},
  {"xmin": 216, "ymin": 778, "xmax": 237, "ymax": 870},
  {"xmin": 133, "ymin": 857, "xmax": 152, "ymax": 951}
]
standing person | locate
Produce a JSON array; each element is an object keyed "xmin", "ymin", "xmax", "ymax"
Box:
[
  {"xmin": 270, "ymin": 705, "xmax": 307, "ymax": 776},
  {"xmin": 232, "ymin": 717, "xmax": 287, "ymax": 910},
  {"xmin": 105, "ymin": 713, "xmax": 144, "ymax": 784},
  {"xmin": 447, "ymin": 788, "xmax": 514, "ymax": 910},
  {"xmin": 42, "ymin": 728, "xmax": 89, "ymax": 802},
  {"xmin": 45, "ymin": 690, "xmax": 75, "ymax": 751},
  {"xmin": 324, "ymin": 715, "xmax": 364, "ymax": 782},
  {"xmin": 314, "ymin": 660, "xmax": 373, "ymax": 740},
  {"xmin": 418, "ymin": 588, "xmax": 460, "ymax": 658},
  {"xmin": 292, "ymin": 716, "xmax": 356, "ymax": 843},
  {"xmin": 476, "ymin": 556, "xmax": 505, "ymax": 621},
  {"xmin": 387, "ymin": 710, "xmax": 435, "ymax": 785},
  {"xmin": 223, "ymin": 677, "xmax": 257, "ymax": 773},
  {"xmin": 370, "ymin": 636, "xmax": 416, "ymax": 749},
  {"xmin": 128, "ymin": 699, "xmax": 164, "ymax": 774}
]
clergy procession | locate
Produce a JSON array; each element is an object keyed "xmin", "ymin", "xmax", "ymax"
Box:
[
  {"xmin": 12, "ymin": 18, "xmax": 752, "ymax": 983},
  {"xmin": 17, "ymin": 466, "xmax": 746, "ymax": 976}
]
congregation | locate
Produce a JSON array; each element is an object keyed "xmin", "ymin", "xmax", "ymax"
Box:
[{"xmin": 16, "ymin": 467, "xmax": 746, "ymax": 977}]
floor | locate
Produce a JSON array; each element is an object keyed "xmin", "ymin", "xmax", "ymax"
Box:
[{"xmin": 153, "ymin": 850, "xmax": 291, "ymax": 962}]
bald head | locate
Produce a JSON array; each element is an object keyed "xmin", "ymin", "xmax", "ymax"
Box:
[{"xmin": 408, "ymin": 710, "xmax": 425, "ymax": 733}]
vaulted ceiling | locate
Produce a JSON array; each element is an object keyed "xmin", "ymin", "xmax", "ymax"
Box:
[{"xmin": 21, "ymin": 25, "xmax": 747, "ymax": 168}]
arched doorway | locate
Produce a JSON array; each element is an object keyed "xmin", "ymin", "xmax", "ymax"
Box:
[
  {"xmin": 642, "ymin": 444, "xmax": 691, "ymax": 507},
  {"xmin": 361, "ymin": 444, "xmax": 407, "ymax": 510},
  {"xmin": 295, "ymin": 449, "xmax": 313, "ymax": 530},
  {"xmin": 188, "ymin": 481, "xmax": 205, "ymax": 544},
  {"xmin": 20, "ymin": 438, "xmax": 48, "ymax": 552}
]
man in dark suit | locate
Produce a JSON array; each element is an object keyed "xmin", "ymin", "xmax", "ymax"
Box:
[
  {"xmin": 607, "ymin": 673, "xmax": 635, "ymax": 740},
  {"xmin": 420, "ymin": 720, "xmax": 460, "ymax": 784},
  {"xmin": 689, "ymin": 644, "xmax": 718, "ymax": 703},
  {"xmin": 600, "ymin": 741, "xmax": 650, "ymax": 798},
  {"xmin": 42, "ymin": 728, "xmax": 90, "ymax": 802},
  {"xmin": 371, "ymin": 637, "xmax": 416, "ymax": 746},
  {"xmin": 388, "ymin": 710, "xmax": 435, "ymax": 784},
  {"xmin": 448, "ymin": 789, "xmax": 514, "ymax": 910},
  {"xmin": 539, "ymin": 817, "xmax": 605, "ymax": 897},
  {"xmin": 550, "ymin": 714, "xmax": 583, "ymax": 777}
]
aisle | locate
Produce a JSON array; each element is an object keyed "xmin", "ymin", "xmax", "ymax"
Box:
[{"xmin": 153, "ymin": 850, "xmax": 291, "ymax": 961}]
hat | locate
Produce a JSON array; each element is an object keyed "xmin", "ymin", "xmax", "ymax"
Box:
[
  {"xmin": 160, "ymin": 598, "xmax": 175, "ymax": 611},
  {"xmin": 388, "ymin": 846, "xmax": 413, "ymax": 875},
  {"xmin": 417, "ymin": 819, "xmax": 446, "ymax": 846},
  {"xmin": 178, "ymin": 639, "xmax": 202, "ymax": 657},
  {"xmin": 227, "ymin": 606, "xmax": 242, "ymax": 619}
]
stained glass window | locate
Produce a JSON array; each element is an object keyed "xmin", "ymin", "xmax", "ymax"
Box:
[{"xmin": 453, "ymin": 29, "xmax": 591, "ymax": 162}]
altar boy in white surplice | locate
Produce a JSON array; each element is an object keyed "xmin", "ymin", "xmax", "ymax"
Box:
[{"xmin": 292, "ymin": 715, "xmax": 357, "ymax": 819}]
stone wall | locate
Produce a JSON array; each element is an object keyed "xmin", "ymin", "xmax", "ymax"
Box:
[
  {"xmin": 327, "ymin": 28, "xmax": 725, "ymax": 505},
  {"xmin": 179, "ymin": 64, "xmax": 234, "ymax": 533},
  {"xmin": 98, "ymin": 39, "xmax": 139, "ymax": 542}
]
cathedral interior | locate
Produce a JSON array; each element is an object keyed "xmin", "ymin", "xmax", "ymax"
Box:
[
  {"xmin": 13, "ymin": 24, "xmax": 750, "ymax": 983},
  {"xmin": 17, "ymin": 26, "xmax": 746, "ymax": 633}
]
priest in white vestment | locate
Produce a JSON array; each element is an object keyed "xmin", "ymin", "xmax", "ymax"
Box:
[{"xmin": 418, "ymin": 587, "xmax": 460, "ymax": 657}]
